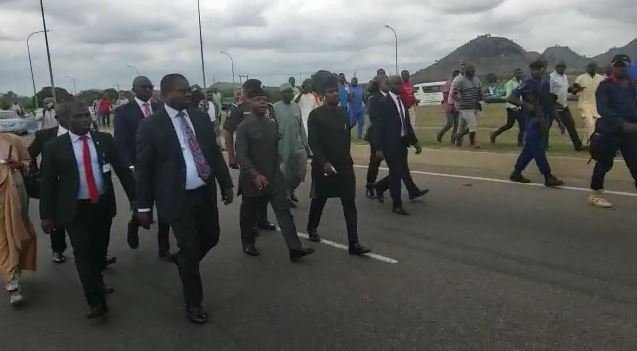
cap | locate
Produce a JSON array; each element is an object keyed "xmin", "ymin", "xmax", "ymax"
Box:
[
  {"xmin": 279, "ymin": 83, "xmax": 293, "ymax": 92},
  {"xmin": 611, "ymin": 54, "xmax": 631, "ymax": 66}
]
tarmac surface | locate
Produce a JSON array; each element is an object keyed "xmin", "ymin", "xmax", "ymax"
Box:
[{"xmin": 1, "ymin": 149, "xmax": 636, "ymax": 351}]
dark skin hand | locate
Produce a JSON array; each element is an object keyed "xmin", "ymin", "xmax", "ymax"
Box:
[
  {"xmin": 252, "ymin": 174, "xmax": 269, "ymax": 190},
  {"xmin": 41, "ymin": 219, "xmax": 55, "ymax": 235}
]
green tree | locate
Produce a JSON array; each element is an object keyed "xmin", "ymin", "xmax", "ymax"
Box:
[
  {"xmin": 35, "ymin": 87, "xmax": 74, "ymax": 106},
  {"xmin": 103, "ymin": 88, "xmax": 119, "ymax": 101}
]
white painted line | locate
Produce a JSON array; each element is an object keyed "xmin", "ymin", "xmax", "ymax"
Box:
[
  {"xmin": 352, "ymin": 164, "xmax": 637, "ymax": 198},
  {"xmin": 277, "ymin": 229, "xmax": 398, "ymax": 264}
]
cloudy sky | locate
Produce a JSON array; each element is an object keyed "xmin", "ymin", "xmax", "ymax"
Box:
[{"xmin": 1, "ymin": 0, "xmax": 635, "ymax": 95}]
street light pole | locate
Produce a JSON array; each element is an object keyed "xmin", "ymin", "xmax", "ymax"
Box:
[
  {"xmin": 220, "ymin": 50, "xmax": 235, "ymax": 85},
  {"xmin": 385, "ymin": 25, "xmax": 398, "ymax": 75},
  {"xmin": 197, "ymin": 0, "xmax": 207, "ymax": 89},
  {"xmin": 126, "ymin": 64, "xmax": 140, "ymax": 75},
  {"xmin": 26, "ymin": 30, "xmax": 49, "ymax": 109},
  {"xmin": 65, "ymin": 76, "xmax": 77, "ymax": 96},
  {"xmin": 39, "ymin": 0, "xmax": 56, "ymax": 103}
]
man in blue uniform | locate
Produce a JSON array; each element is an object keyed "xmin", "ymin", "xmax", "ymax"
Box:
[
  {"xmin": 588, "ymin": 54, "xmax": 637, "ymax": 208},
  {"xmin": 348, "ymin": 77, "xmax": 366, "ymax": 139},
  {"xmin": 508, "ymin": 60, "xmax": 565, "ymax": 187}
]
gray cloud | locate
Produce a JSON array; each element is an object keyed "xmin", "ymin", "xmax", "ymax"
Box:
[{"xmin": 0, "ymin": 0, "xmax": 635, "ymax": 96}]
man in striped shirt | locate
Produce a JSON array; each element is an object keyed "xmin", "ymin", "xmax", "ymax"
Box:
[{"xmin": 452, "ymin": 64, "xmax": 482, "ymax": 149}]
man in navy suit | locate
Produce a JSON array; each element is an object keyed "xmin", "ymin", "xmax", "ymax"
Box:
[
  {"xmin": 373, "ymin": 75, "xmax": 425, "ymax": 216},
  {"xmin": 114, "ymin": 76, "xmax": 171, "ymax": 260}
]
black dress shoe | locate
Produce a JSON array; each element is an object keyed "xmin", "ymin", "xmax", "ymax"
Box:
[
  {"xmin": 307, "ymin": 229, "xmax": 321, "ymax": 243},
  {"xmin": 105, "ymin": 255, "xmax": 117, "ymax": 266},
  {"xmin": 159, "ymin": 252, "xmax": 173, "ymax": 262},
  {"xmin": 185, "ymin": 306, "xmax": 209, "ymax": 325},
  {"xmin": 349, "ymin": 243, "xmax": 371, "ymax": 256},
  {"xmin": 289, "ymin": 248, "xmax": 315, "ymax": 262},
  {"xmin": 257, "ymin": 222, "xmax": 277, "ymax": 231},
  {"xmin": 87, "ymin": 304, "xmax": 109, "ymax": 320},
  {"xmin": 392, "ymin": 206, "xmax": 410, "ymax": 216},
  {"xmin": 365, "ymin": 184, "xmax": 376, "ymax": 199},
  {"xmin": 243, "ymin": 246, "xmax": 261, "ymax": 257},
  {"xmin": 127, "ymin": 223, "xmax": 139, "ymax": 249},
  {"xmin": 409, "ymin": 189, "xmax": 430, "ymax": 201},
  {"xmin": 99, "ymin": 282, "xmax": 115, "ymax": 295},
  {"xmin": 290, "ymin": 192, "xmax": 299, "ymax": 202},
  {"xmin": 374, "ymin": 185, "xmax": 385, "ymax": 204}
]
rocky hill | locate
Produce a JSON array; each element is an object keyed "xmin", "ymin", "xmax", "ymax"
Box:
[{"xmin": 411, "ymin": 35, "xmax": 636, "ymax": 83}]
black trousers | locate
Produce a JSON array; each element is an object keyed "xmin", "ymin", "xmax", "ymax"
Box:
[
  {"xmin": 376, "ymin": 143, "xmax": 419, "ymax": 207},
  {"xmin": 591, "ymin": 135, "xmax": 637, "ymax": 191},
  {"xmin": 169, "ymin": 187, "xmax": 220, "ymax": 308},
  {"xmin": 129, "ymin": 215, "xmax": 171, "ymax": 255},
  {"xmin": 366, "ymin": 144, "xmax": 382, "ymax": 185},
  {"xmin": 493, "ymin": 108, "xmax": 525, "ymax": 145},
  {"xmin": 66, "ymin": 197, "xmax": 112, "ymax": 308},
  {"xmin": 50, "ymin": 225, "xmax": 67, "ymax": 254},
  {"xmin": 547, "ymin": 108, "xmax": 582, "ymax": 150},
  {"xmin": 239, "ymin": 191, "xmax": 302, "ymax": 250},
  {"xmin": 307, "ymin": 195, "xmax": 359, "ymax": 244}
]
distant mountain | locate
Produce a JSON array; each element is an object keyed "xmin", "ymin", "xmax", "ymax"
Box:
[
  {"xmin": 593, "ymin": 38, "xmax": 637, "ymax": 66},
  {"xmin": 540, "ymin": 46, "xmax": 590, "ymax": 70},
  {"xmin": 411, "ymin": 35, "xmax": 537, "ymax": 83},
  {"xmin": 411, "ymin": 35, "xmax": 637, "ymax": 83}
]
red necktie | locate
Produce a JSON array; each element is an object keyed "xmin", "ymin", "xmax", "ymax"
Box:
[
  {"xmin": 80, "ymin": 135, "xmax": 99, "ymax": 204},
  {"xmin": 142, "ymin": 102, "xmax": 151, "ymax": 118}
]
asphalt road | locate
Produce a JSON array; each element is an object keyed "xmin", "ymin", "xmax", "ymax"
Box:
[{"xmin": 1, "ymin": 161, "xmax": 636, "ymax": 351}]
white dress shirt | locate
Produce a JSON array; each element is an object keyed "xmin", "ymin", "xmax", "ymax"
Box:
[
  {"xmin": 41, "ymin": 109, "xmax": 58, "ymax": 129},
  {"xmin": 549, "ymin": 71, "xmax": 570, "ymax": 108},
  {"xmin": 68, "ymin": 131, "xmax": 104, "ymax": 199},
  {"xmin": 135, "ymin": 97, "xmax": 154, "ymax": 118},
  {"xmin": 207, "ymin": 101, "xmax": 217, "ymax": 123},
  {"xmin": 165, "ymin": 104, "xmax": 207, "ymax": 190},
  {"xmin": 388, "ymin": 91, "xmax": 407, "ymax": 136},
  {"xmin": 57, "ymin": 125, "xmax": 68, "ymax": 136}
]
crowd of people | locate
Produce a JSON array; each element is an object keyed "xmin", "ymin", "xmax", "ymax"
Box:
[{"xmin": 0, "ymin": 53, "xmax": 635, "ymax": 326}]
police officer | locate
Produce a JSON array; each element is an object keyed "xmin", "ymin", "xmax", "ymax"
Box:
[
  {"xmin": 223, "ymin": 79, "xmax": 277, "ymax": 234},
  {"xmin": 588, "ymin": 54, "xmax": 637, "ymax": 208},
  {"xmin": 508, "ymin": 60, "xmax": 565, "ymax": 187},
  {"xmin": 235, "ymin": 84, "xmax": 314, "ymax": 261}
]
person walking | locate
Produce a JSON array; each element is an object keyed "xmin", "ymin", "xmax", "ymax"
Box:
[
  {"xmin": 113, "ymin": 76, "xmax": 172, "ymax": 260},
  {"xmin": 491, "ymin": 68, "xmax": 526, "ymax": 146},
  {"xmin": 40, "ymin": 99, "xmax": 58, "ymax": 130},
  {"xmin": 588, "ymin": 54, "xmax": 637, "ymax": 208},
  {"xmin": 235, "ymin": 84, "xmax": 314, "ymax": 260},
  {"xmin": 295, "ymin": 79, "xmax": 321, "ymax": 136},
  {"xmin": 437, "ymin": 70, "xmax": 461, "ymax": 143},
  {"xmin": 549, "ymin": 61, "xmax": 583, "ymax": 151},
  {"xmin": 573, "ymin": 62, "xmax": 605, "ymax": 145},
  {"xmin": 0, "ymin": 133, "xmax": 36, "ymax": 306},
  {"xmin": 348, "ymin": 77, "xmax": 366, "ymax": 139},
  {"xmin": 98, "ymin": 96, "xmax": 113, "ymax": 128},
  {"xmin": 135, "ymin": 74, "xmax": 234, "ymax": 324},
  {"xmin": 399, "ymin": 70, "xmax": 419, "ymax": 128},
  {"xmin": 306, "ymin": 71, "xmax": 370, "ymax": 256},
  {"xmin": 508, "ymin": 61, "xmax": 565, "ymax": 187},
  {"xmin": 40, "ymin": 101, "xmax": 136, "ymax": 320},
  {"xmin": 274, "ymin": 83, "xmax": 309, "ymax": 206},
  {"xmin": 452, "ymin": 64, "xmax": 482, "ymax": 149}
]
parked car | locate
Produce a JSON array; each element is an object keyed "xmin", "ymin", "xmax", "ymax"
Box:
[
  {"xmin": 414, "ymin": 81, "xmax": 446, "ymax": 106},
  {"xmin": 0, "ymin": 110, "xmax": 34, "ymax": 135}
]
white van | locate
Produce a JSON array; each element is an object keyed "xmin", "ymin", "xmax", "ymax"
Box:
[{"xmin": 414, "ymin": 81, "xmax": 446, "ymax": 106}]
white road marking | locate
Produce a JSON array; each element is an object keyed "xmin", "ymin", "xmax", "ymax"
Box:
[
  {"xmin": 276, "ymin": 228, "xmax": 399, "ymax": 264},
  {"xmin": 352, "ymin": 164, "xmax": 637, "ymax": 198}
]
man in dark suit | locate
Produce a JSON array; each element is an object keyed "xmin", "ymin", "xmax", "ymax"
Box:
[
  {"xmin": 28, "ymin": 111, "xmax": 69, "ymax": 264},
  {"xmin": 114, "ymin": 76, "xmax": 171, "ymax": 260},
  {"xmin": 235, "ymin": 84, "xmax": 314, "ymax": 260},
  {"xmin": 373, "ymin": 75, "xmax": 425, "ymax": 216},
  {"xmin": 40, "ymin": 101, "xmax": 135, "ymax": 321},
  {"xmin": 135, "ymin": 74, "xmax": 234, "ymax": 325}
]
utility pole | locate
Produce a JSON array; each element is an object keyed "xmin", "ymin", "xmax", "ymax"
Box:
[
  {"xmin": 196, "ymin": 0, "xmax": 207, "ymax": 89},
  {"xmin": 40, "ymin": 0, "xmax": 56, "ymax": 103}
]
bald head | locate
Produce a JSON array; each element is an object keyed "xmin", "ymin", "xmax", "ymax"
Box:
[
  {"xmin": 388, "ymin": 75, "xmax": 402, "ymax": 93},
  {"xmin": 132, "ymin": 76, "xmax": 154, "ymax": 101}
]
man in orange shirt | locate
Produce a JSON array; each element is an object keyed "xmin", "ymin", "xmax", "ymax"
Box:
[{"xmin": 399, "ymin": 70, "xmax": 419, "ymax": 128}]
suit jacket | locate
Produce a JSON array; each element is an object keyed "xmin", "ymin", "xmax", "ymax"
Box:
[
  {"xmin": 28, "ymin": 126, "xmax": 59, "ymax": 169},
  {"xmin": 135, "ymin": 107, "xmax": 233, "ymax": 222},
  {"xmin": 374, "ymin": 93, "xmax": 418, "ymax": 157},
  {"xmin": 364, "ymin": 92, "xmax": 384, "ymax": 147},
  {"xmin": 39, "ymin": 132, "xmax": 135, "ymax": 225},
  {"xmin": 114, "ymin": 100, "xmax": 161, "ymax": 167}
]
